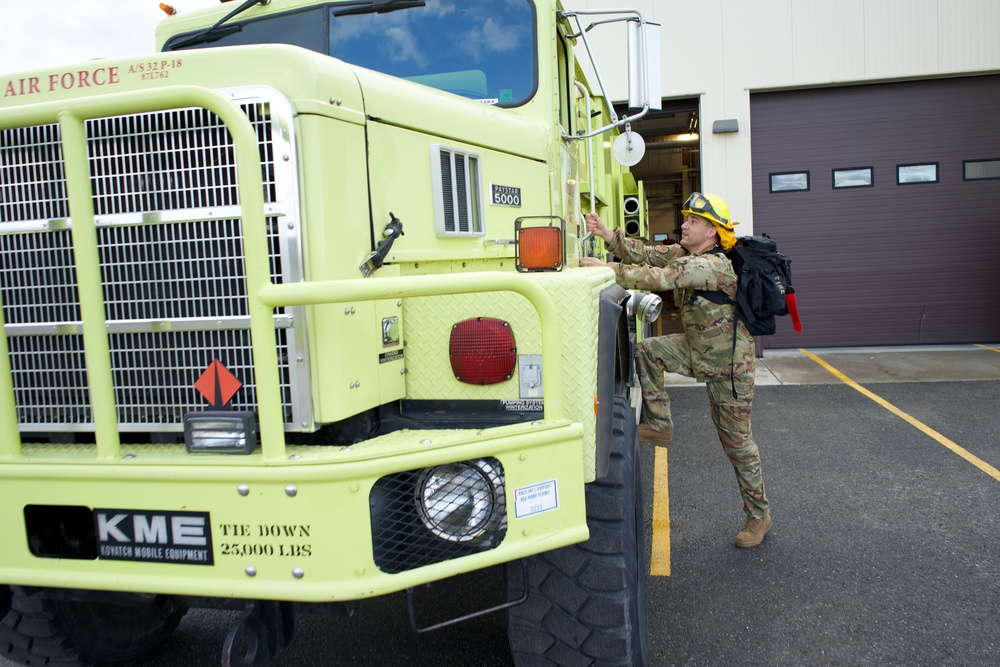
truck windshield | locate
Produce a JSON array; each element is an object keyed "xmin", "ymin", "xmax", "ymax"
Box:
[
  {"xmin": 164, "ymin": 0, "xmax": 536, "ymax": 107},
  {"xmin": 331, "ymin": 0, "xmax": 536, "ymax": 105}
]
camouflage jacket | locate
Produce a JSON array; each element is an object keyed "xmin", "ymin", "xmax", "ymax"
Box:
[{"xmin": 606, "ymin": 228, "xmax": 754, "ymax": 381}]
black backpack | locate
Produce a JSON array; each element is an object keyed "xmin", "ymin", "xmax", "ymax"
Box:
[
  {"xmin": 696, "ymin": 235, "xmax": 799, "ymax": 336},
  {"xmin": 695, "ymin": 235, "xmax": 801, "ymax": 396}
]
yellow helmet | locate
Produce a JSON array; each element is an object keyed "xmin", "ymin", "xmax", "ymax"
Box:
[
  {"xmin": 682, "ymin": 192, "xmax": 738, "ymax": 249},
  {"xmin": 681, "ymin": 192, "xmax": 734, "ymax": 229}
]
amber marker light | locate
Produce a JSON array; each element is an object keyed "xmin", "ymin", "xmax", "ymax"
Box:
[
  {"xmin": 159, "ymin": 3, "xmax": 177, "ymax": 15},
  {"xmin": 515, "ymin": 223, "xmax": 565, "ymax": 272}
]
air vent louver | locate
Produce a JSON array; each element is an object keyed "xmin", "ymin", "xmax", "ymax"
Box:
[{"xmin": 431, "ymin": 145, "xmax": 483, "ymax": 237}]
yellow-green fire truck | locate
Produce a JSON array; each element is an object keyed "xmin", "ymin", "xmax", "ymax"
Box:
[{"xmin": 0, "ymin": 1, "xmax": 661, "ymax": 664}]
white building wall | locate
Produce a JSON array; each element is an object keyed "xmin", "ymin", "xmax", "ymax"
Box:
[{"xmin": 564, "ymin": 0, "xmax": 1000, "ymax": 230}]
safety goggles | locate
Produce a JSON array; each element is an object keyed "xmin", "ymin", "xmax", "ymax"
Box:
[{"xmin": 681, "ymin": 192, "xmax": 727, "ymax": 225}]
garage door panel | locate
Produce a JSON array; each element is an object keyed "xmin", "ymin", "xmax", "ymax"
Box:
[
  {"xmin": 751, "ymin": 75, "xmax": 1000, "ymax": 348},
  {"xmin": 780, "ymin": 305, "xmax": 996, "ymax": 347}
]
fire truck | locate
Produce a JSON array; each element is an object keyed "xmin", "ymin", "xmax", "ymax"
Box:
[{"xmin": 0, "ymin": 1, "xmax": 661, "ymax": 664}]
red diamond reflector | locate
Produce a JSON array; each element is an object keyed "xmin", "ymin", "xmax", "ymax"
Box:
[
  {"xmin": 194, "ymin": 360, "xmax": 243, "ymax": 407},
  {"xmin": 449, "ymin": 318, "xmax": 517, "ymax": 385}
]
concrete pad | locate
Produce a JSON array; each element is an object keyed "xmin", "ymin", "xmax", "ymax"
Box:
[
  {"xmin": 663, "ymin": 344, "xmax": 1000, "ymax": 386},
  {"xmin": 762, "ymin": 344, "xmax": 1000, "ymax": 384}
]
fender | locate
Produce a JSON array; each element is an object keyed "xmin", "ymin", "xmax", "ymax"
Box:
[{"xmin": 595, "ymin": 283, "xmax": 633, "ymax": 480}]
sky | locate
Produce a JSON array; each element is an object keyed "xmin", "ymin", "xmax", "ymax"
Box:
[{"xmin": 0, "ymin": 0, "xmax": 219, "ymax": 76}]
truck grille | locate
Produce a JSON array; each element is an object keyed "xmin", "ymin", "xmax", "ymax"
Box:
[
  {"xmin": 0, "ymin": 90, "xmax": 307, "ymax": 433},
  {"xmin": 0, "ymin": 105, "xmax": 277, "ymax": 223}
]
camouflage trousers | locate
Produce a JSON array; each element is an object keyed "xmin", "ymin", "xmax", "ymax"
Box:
[{"xmin": 636, "ymin": 334, "xmax": 770, "ymax": 518}]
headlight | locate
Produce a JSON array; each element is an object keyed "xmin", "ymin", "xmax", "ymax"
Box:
[
  {"xmin": 183, "ymin": 411, "xmax": 257, "ymax": 454},
  {"xmin": 415, "ymin": 459, "xmax": 504, "ymax": 543}
]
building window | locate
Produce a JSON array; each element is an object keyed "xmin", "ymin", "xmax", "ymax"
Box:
[
  {"xmin": 964, "ymin": 159, "xmax": 1000, "ymax": 181},
  {"xmin": 897, "ymin": 163, "xmax": 938, "ymax": 185},
  {"xmin": 833, "ymin": 167, "xmax": 873, "ymax": 189},
  {"xmin": 770, "ymin": 171, "xmax": 809, "ymax": 192}
]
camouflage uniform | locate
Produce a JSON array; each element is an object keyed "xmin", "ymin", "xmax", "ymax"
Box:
[{"xmin": 606, "ymin": 229, "xmax": 769, "ymax": 518}]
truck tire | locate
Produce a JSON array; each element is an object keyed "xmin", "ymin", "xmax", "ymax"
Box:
[
  {"xmin": 507, "ymin": 394, "xmax": 650, "ymax": 665},
  {"xmin": 0, "ymin": 586, "xmax": 10, "ymax": 622},
  {"xmin": 0, "ymin": 587, "xmax": 185, "ymax": 667}
]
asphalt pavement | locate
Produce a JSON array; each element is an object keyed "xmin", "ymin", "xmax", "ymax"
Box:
[
  {"xmin": 650, "ymin": 344, "xmax": 999, "ymax": 665},
  {"xmin": 2, "ymin": 345, "xmax": 998, "ymax": 666}
]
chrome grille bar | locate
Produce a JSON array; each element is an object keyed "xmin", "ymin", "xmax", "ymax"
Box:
[
  {"xmin": 0, "ymin": 124, "xmax": 68, "ymax": 223},
  {"xmin": 0, "ymin": 228, "xmax": 79, "ymax": 324},
  {"xmin": 0, "ymin": 87, "xmax": 308, "ymax": 435}
]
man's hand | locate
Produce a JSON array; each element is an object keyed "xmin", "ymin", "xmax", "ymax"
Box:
[
  {"xmin": 585, "ymin": 212, "xmax": 615, "ymax": 243},
  {"xmin": 580, "ymin": 256, "xmax": 608, "ymax": 267}
]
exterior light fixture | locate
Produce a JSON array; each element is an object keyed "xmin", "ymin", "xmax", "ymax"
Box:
[
  {"xmin": 515, "ymin": 216, "xmax": 565, "ymax": 272},
  {"xmin": 183, "ymin": 411, "xmax": 258, "ymax": 454}
]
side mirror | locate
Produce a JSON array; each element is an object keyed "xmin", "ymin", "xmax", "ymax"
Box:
[{"xmin": 627, "ymin": 20, "xmax": 661, "ymax": 111}]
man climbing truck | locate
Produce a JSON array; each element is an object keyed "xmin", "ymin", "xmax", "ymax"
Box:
[{"xmin": 0, "ymin": 1, "xmax": 661, "ymax": 664}]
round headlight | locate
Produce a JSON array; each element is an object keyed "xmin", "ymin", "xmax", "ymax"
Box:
[{"xmin": 415, "ymin": 460, "xmax": 503, "ymax": 543}]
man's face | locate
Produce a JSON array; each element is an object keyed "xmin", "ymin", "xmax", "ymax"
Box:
[{"xmin": 679, "ymin": 214, "xmax": 717, "ymax": 253}]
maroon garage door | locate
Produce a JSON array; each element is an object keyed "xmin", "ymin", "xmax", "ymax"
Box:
[{"xmin": 750, "ymin": 75, "xmax": 1000, "ymax": 349}]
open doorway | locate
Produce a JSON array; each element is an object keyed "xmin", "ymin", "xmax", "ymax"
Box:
[
  {"xmin": 614, "ymin": 98, "xmax": 700, "ymax": 335},
  {"xmin": 614, "ymin": 98, "xmax": 701, "ymax": 244}
]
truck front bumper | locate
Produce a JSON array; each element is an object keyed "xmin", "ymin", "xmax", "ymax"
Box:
[{"xmin": 0, "ymin": 420, "xmax": 586, "ymax": 602}]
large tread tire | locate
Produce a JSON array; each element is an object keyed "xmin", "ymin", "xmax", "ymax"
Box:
[
  {"xmin": 0, "ymin": 586, "xmax": 10, "ymax": 622},
  {"xmin": 508, "ymin": 395, "xmax": 650, "ymax": 666},
  {"xmin": 0, "ymin": 587, "xmax": 185, "ymax": 667}
]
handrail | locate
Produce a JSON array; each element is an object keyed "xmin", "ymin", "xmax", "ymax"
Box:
[
  {"xmin": 559, "ymin": 9, "xmax": 652, "ymax": 141},
  {"xmin": 258, "ymin": 272, "xmax": 565, "ymax": 425}
]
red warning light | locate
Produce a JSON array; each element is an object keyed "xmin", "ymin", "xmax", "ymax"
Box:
[
  {"xmin": 194, "ymin": 360, "xmax": 243, "ymax": 407},
  {"xmin": 449, "ymin": 318, "xmax": 517, "ymax": 385}
]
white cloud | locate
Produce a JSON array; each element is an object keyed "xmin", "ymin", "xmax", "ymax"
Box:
[
  {"xmin": 0, "ymin": 0, "xmax": 218, "ymax": 76},
  {"xmin": 460, "ymin": 17, "xmax": 524, "ymax": 62},
  {"xmin": 384, "ymin": 27, "xmax": 427, "ymax": 68}
]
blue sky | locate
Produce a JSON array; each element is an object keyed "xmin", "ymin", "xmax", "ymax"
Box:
[{"xmin": 0, "ymin": 0, "xmax": 217, "ymax": 75}]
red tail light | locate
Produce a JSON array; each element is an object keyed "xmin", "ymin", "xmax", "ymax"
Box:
[{"xmin": 449, "ymin": 318, "xmax": 517, "ymax": 385}]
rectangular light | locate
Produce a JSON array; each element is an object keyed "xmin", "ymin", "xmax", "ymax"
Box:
[
  {"xmin": 516, "ymin": 224, "xmax": 564, "ymax": 272},
  {"xmin": 183, "ymin": 411, "xmax": 258, "ymax": 454}
]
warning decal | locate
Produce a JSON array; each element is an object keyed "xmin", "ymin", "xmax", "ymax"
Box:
[{"xmin": 194, "ymin": 360, "xmax": 242, "ymax": 407}]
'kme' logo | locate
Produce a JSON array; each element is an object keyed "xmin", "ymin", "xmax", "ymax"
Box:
[{"xmin": 94, "ymin": 509, "xmax": 214, "ymax": 565}]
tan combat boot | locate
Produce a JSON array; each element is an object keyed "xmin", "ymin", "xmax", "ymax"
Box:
[
  {"xmin": 637, "ymin": 424, "xmax": 672, "ymax": 447},
  {"xmin": 734, "ymin": 514, "xmax": 771, "ymax": 548}
]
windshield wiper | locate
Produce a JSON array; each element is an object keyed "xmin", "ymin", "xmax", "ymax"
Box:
[
  {"xmin": 333, "ymin": 0, "xmax": 425, "ymax": 18},
  {"xmin": 169, "ymin": 0, "xmax": 270, "ymax": 50}
]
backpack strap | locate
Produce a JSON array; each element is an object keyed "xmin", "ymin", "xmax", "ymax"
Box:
[
  {"xmin": 728, "ymin": 245, "xmax": 760, "ymax": 330},
  {"xmin": 692, "ymin": 289, "xmax": 732, "ymax": 307},
  {"xmin": 689, "ymin": 246, "xmax": 731, "ymax": 308}
]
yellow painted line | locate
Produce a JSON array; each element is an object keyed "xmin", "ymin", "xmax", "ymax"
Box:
[
  {"xmin": 800, "ymin": 348, "xmax": 1000, "ymax": 483},
  {"xmin": 974, "ymin": 343, "xmax": 1000, "ymax": 354},
  {"xmin": 650, "ymin": 447, "xmax": 671, "ymax": 576}
]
